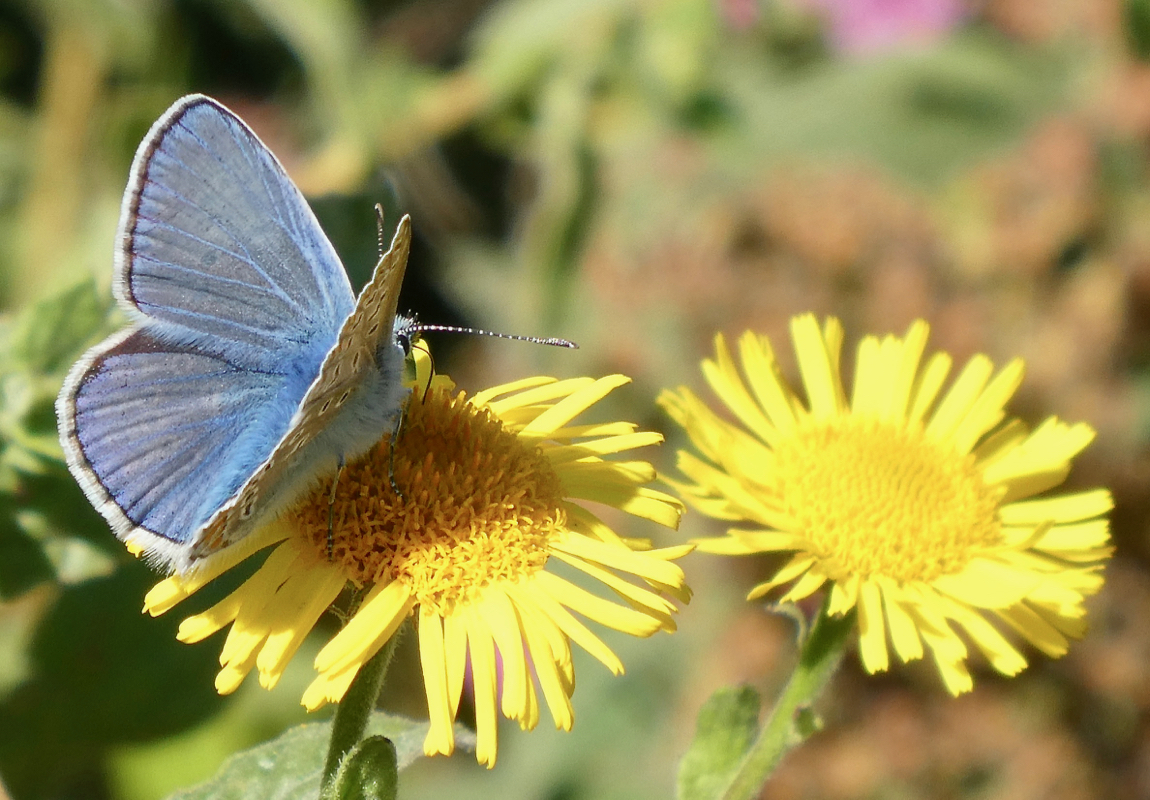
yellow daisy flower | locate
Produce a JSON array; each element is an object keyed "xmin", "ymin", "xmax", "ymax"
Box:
[
  {"xmin": 143, "ymin": 350, "xmax": 689, "ymax": 767},
  {"xmin": 659, "ymin": 314, "xmax": 1111, "ymax": 695}
]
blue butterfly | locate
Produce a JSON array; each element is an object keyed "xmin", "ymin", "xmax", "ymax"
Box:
[{"xmin": 56, "ymin": 95, "xmax": 415, "ymax": 575}]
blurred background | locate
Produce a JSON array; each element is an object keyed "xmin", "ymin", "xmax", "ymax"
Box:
[{"xmin": 1, "ymin": 0, "xmax": 1149, "ymax": 797}]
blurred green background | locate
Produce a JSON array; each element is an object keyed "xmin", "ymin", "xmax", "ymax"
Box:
[{"xmin": 2, "ymin": 0, "xmax": 1150, "ymax": 797}]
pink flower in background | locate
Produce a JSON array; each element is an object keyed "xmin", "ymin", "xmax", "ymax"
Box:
[
  {"xmin": 803, "ymin": 0, "xmax": 969, "ymax": 55},
  {"xmin": 722, "ymin": 0, "xmax": 761, "ymax": 30}
]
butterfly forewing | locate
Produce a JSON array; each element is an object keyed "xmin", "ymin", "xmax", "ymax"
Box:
[{"xmin": 119, "ymin": 95, "xmax": 355, "ymax": 371}]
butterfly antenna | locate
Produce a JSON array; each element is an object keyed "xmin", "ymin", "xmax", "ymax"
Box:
[
  {"xmin": 374, "ymin": 203, "xmax": 388, "ymax": 259},
  {"xmin": 408, "ymin": 324, "xmax": 578, "ymax": 350}
]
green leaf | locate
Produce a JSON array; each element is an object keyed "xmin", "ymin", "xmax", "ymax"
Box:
[
  {"xmin": 0, "ymin": 461, "xmax": 125, "ymax": 598},
  {"xmin": 0, "ymin": 563, "xmax": 227, "ymax": 798},
  {"xmin": 6, "ymin": 278, "xmax": 110, "ymax": 375},
  {"xmin": 1127, "ymin": 0, "xmax": 1150, "ymax": 61},
  {"xmin": 0, "ymin": 504, "xmax": 53, "ymax": 598},
  {"xmin": 676, "ymin": 685, "xmax": 761, "ymax": 800},
  {"xmin": 721, "ymin": 31, "xmax": 1073, "ymax": 185},
  {"xmin": 635, "ymin": 0, "xmax": 720, "ymax": 107},
  {"xmin": 167, "ymin": 713, "xmax": 475, "ymax": 800},
  {"xmin": 470, "ymin": 0, "xmax": 626, "ymax": 102},
  {"xmin": 330, "ymin": 736, "xmax": 398, "ymax": 800}
]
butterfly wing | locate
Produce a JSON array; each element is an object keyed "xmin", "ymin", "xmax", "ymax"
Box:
[
  {"xmin": 189, "ymin": 216, "xmax": 414, "ymax": 565},
  {"xmin": 58, "ymin": 329, "xmax": 303, "ymax": 568},
  {"xmin": 118, "ymin": 95, "xmax": 355, "ymax": 369},
  {"xmin": 58, "ymin": 95, "xmax": 359, "ymax": 571}
]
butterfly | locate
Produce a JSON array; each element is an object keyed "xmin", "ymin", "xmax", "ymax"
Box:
[{"xmin": 56, "ymin": 95, "xmax": 416, "ymax": 576}]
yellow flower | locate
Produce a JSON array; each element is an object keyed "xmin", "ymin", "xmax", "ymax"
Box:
[
  {"xmin": 144, "ymin": 350, "xmax": 689, "ymax": 767},
  {"xmin": 659, "ymin": 314, "xmax": 1111, "ymax": 695}
]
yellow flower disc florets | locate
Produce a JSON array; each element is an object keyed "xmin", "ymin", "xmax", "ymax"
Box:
[
  {"xmin": 295, "ymin": 388, "xmax": 567, "ymax": 615},
  {"xmin": 772, "ymin": 417, "xmax": 1002, "ymax": 583}
]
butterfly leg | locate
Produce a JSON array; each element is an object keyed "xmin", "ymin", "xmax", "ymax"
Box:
[
  {"xmin": 327, "ymin": 456, "xmax": 345, "ymax": 560},
  {"xmin": 388, "ymin": 403, "xmax": 407, "ymax": 501}
]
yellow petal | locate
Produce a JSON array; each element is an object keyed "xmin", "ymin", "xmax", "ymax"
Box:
[
  {"xmin": 314, "ymin": 580, "xmax": 413, "ymax": 675},
  {"xmin": 256, "ymin": 564, "xmax": 346, "ymax": 689},
  {"xmin": 522, "ymin": 617, "xmax": 574, "ymax": 732},
  {"xmin": 534, "ymin": 571, "xmax": 662, "ymax": 637},
  {"xmin": 886, "ymin": 320, "xmax": 930, "ymax": 421},
  {"xmin": 550, "ymin": 550, "xmax": 678, "ymax": 621},
  {"xmin": 419, "ymin": 607, "xmax": 455, "ymax": 759},
  {"xmin": 443, "ymin": 612, "xmax": 468, "ymax": 719},
  {"xmin": 521, "ymin": 375, "xmax": 631, "ymax": 437},
  {"xmin": 461, "ymin": 606, "xmax": 499, "ymax": 768},
  {"xmin": 875, "ymin": 578, "xmax": 923, "ymax": 664},
  {"xmin": 925, "ymin": 354, "xmax": 993, "ymax": 442},
  {"xmin": 936, "ymin": 595, "xmax": 1027, "ymax": 676},
  {"xmin": 545, "ymin": 432, "xmax": 665, "ymax": 463},
  {"xmin": 549, "ymin": 530, "xmax": 688, "ymax": 588},
  {"xmin": 857, "ymin": 580, "xmax": 889, "ymax": 674},
  {"xmin": 792, "ymin": 314, "xmax": 842, "ymax": 420},
  {"xmin": 485, "ymin": 378, "xmax": 592, "ymax": 414},
  {"xmin": 471, "ymin": 376, "xmax": 557, "ymax": 407},
  {"xmin": 738, "ymin": 330, "xmax": 798, "ymax": 435},
  {"xmin": 481, "ymin": 590, "xmax": 530, "ymax": 722},
  {"xmin": 702, "ymin": 334, "xmax": 777, "ymax": 444},
  {"xmin": 508, "ymin": 580, "xmax": 624, "ymax": 675},
  {"xmin": 931, "ymin": 558, "xmax": 1038, "ymax": 609},
  {"xmin": 999, "ymin": 490, "xmax": 1112, "ymax": 526},
  {"xmin": 748, "ymin": 555, "xmax": 816, "ymax": 601},
  {"xmin": 906, "ymin": 351, "xmax": 953, "ymax": 424}
]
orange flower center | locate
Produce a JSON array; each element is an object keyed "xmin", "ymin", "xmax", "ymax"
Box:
[{"xmin": 293, "ymin": 388, "xmax": 566, "ymax": 615}]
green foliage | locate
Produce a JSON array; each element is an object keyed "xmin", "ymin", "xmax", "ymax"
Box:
[
  {"xmin": 0, "ymin": 279, "xmax": 114, "ymax": 599},
  {"xmin": 0, "ymin": 563, "xmax": 227, "ymax": 799},
  {"xmin": 6, "ymin": 279, "xmax": 110, "ymax": 376},
  {"xmin": 718, "ymin": 31, "xmax": 1072, "ymax": 186},
  {"xmin": 676, "ymin": 686, "xmax": 761, "ymax": 800},
  {"xmin": 168, "ymin": 713, "xmax": 469, "ymax": 800},
  {"xmin": 1127, "ymin": 0, "xmax": 1150, "ymax": 61}
]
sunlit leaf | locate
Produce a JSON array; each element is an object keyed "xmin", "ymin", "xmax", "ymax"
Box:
[
  {"xmin": 168, "ymin": 713, "xmax": 474, "ymax": 800},
  {"xmin": 676, "ymin": 685, "xmax": 760, "ymax": 800}
]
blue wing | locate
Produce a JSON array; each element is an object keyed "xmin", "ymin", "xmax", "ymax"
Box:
[
  {"xmin": 61, "ymin": 328, "xmax": 313, "ymax": 547},
  {"xmin": 57, "ymin": 95, "xmax": 360, "ymax": 562},
  {"xmin": 117, "ymin": 95, "xmax": 355, "ymax": 372}
]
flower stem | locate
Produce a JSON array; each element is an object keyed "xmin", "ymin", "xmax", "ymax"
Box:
[
  {"xmin": 319, "ymin": 632, "xmax": 402, "ymax": 795},
  {"xmin": 721, "ymin": 600, "xmax": 856, "ymax": 800}
]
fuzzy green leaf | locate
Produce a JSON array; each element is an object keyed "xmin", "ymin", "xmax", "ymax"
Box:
[
  {"xmin": 166, "ymin": 713, "xmax": 474, "ymax": 800},
  {"xmin": 676, "ymin": 685, "xmax": 761, "ymax": 800},
  {"xmin": 7, "ymin": 279, "xmax": 110, "ymax": 375}
]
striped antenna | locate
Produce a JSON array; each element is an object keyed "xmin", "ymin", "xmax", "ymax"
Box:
[{"xmin": 408, "ymin": 323, "xmax": 577, "ymax": 349}]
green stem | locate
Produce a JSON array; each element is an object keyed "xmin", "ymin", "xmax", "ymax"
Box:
[
  {"xmin": 319, "ymin": 632, "xmax": 402, "ymax": 796},
  {"xmin": 721, "ymin": 599, "xmax": 856, "ymax": 800}
]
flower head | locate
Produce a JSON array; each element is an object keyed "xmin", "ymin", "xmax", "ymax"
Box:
[
  {"xmin": 660, "ymin": 315, "xmax": 1111, "ymax": 694},
  {"xmin": 144, "ymin": 350, "xmax": 688, "ymax": 766}
]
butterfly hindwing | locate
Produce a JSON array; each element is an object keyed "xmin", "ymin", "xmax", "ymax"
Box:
[{"xmin": 58, "ymin": 328, "xmax": 307, "ymax": 566}]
